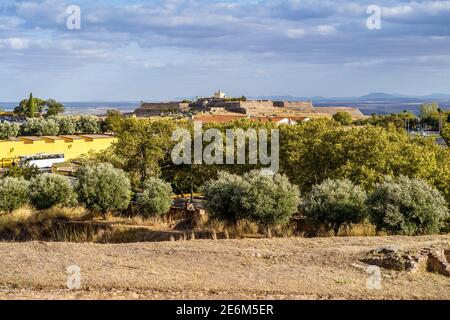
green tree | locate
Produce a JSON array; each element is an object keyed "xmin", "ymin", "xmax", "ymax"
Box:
[
  {"xmin": 113, "ymin": 117, "xmax": 176, "ymax": 186},
  {"xmin": 333, "ymin": 112, "xmax": 353, "ymax": 125},
  {"xmin": 420, "ymin": 102, "xmax": 439, "ymax": 119},
  {"xmin": 0, "ymin": 177, "xmax": 29, "ymax": 212},
  {"xmin": 20, "ymin": 118, "xmax": 60, "ymax": 136},
  {"xmin": 75, "ymin": 163, "xmax": 132, "ymax": 217},
  {"xmin": 137, "ymin": 177, "xmax": 173, "ymax": 217},
  {"xmin": 241, "ymin": 171, "xmax": 300, "ymax": 236},
  {"xmin": 442, "ymin": 123, "xmax": 450, "ymax": 145},
  {"xmin": 366, "ymin": 176, "xmax": 449, "ymax": 235},
  {"xmin": 0, "ymin": 122, "xmax": 20, "ymax": 140},
  {"xmin": 102, "ymin": 110, "xmax": 123, "ymax": 133},
  {"xmin": 202, "ymin": 171, "xmax": 300, "ymax": 235},
  {"xmin": 26, "ymin": 92, "xmax": 38, "ymax": 118},
  {"xmin": 3, "ymin": 164, "xmax": 40, "ymax": 180},
  {"xmin": 302, "ymin": 178, "xmax": 367, "ymax": 235},
  {"xmin": 29, "ymin": 174, "xmax": 77, "ymax": 210},
  {"xmin": 75, "ymin": 115, "xmax": 101, "ymax": 134},
  {"xmin": 49, "ymin": 116, "xmax": 76, "ymax": 135},
  {"xmin": 45, "ymin": 99, "xmax": 65, "ymax": 116}
]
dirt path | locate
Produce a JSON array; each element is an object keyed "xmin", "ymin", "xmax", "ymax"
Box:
[{"xmin": 0, "ymin": 235, "xmax": 449, "ymax": 300}]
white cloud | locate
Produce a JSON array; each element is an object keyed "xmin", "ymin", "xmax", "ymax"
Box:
[
  {"xmin": 286, "ymin": 28, "xmax": 306, "ymax": 39},
  {"xmin": 0, "ymin": 37, "xmax": 30, "ymax": 50}
]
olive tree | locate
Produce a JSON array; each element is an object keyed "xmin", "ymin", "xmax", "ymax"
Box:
[
  {"xmin": 20, "ymin": 118, "xmax": 60, "ymax": 136},
  {"xmin": 366, "ymin": 176, "xmax": 449, "ymax": 235},
  {"xmin": 48, "ymin": 116, "xmax": 76, "ymax": 135},
  {"xmin": 76, "ymin": 115, "xmax": 101, "ymax": 134},
  {"xmin": 29, "ymin": 174, "xmax": 77, "ymax": 210},
  {"xmin": 75, "ymin": 163, "xmax": 131, "ymax": 217},
  {"xmin": 0, "ymin": 122, "xmax": 20, "ymax": 140},
  {"xmin": 0, "ymin": 177, "xmax": 29, "ymax": 212},
  {"xmin": 241, "ymin": 171, "xmax": 300, "ymax": 236},
  {"xmin": 202, "ymin": 171, "xmax": 250, "ymax": 226},
  {"xmin": 302, "ymin": 178, "xmax": 367, "ymax": 235},
  {"xmin": 137, "ymin": 177, "xmax": 173, "ymax": 217},
  {"xmin": 202, "ymin": 171, "xmax": 300, "ymax": 236}
]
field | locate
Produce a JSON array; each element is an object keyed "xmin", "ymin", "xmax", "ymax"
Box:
[{"xmin": 0, "ymin": 235, "xmax": 449, "ymax": 300}]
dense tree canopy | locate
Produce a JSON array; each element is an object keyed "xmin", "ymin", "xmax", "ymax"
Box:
[
  {"xmin": 75, "ymin": 163, "xmax": 132, "ymax": 217},
  {"xmin": 29, "ymin": 174, "xmax": 77, "ymax": 210},
  {"xmin": 366, "ymin": 176, "xmax": 449, "ymax": 235}
]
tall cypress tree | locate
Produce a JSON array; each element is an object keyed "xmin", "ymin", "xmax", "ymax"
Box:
[{"xmin": 26, "ymin": 92, "xmax": 37, "ymax": 118}]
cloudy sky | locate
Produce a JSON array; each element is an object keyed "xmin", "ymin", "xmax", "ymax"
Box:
[{"xmin": 0, "ymin": 0, "xmax": 450, "ymax": 101}]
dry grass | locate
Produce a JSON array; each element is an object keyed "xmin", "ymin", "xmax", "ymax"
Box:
[{"xmin": 0, "ymin": 235, "xmax": 448, "ymax": 300}]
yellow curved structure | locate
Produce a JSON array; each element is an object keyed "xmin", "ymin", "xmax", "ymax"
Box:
[{"xmin": 0, "ymin": 134, "xmax": 116, "ymax": 168}]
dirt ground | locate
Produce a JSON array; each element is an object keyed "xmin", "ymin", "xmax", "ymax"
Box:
[{"xmin": 0, "ymin": 235, "xmax": 449, "ymax": 300}]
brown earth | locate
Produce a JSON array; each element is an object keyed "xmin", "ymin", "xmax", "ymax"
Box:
[{"xmin": 0, "ymin": 235, "xmax": 449, "ymax": 300}]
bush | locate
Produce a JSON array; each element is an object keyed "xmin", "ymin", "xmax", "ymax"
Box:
[
  {"xmin": 137, "ymin": 177, "xmax": 173, "ymax": 217},
  {"xmin": 20, "ymin": 118, "xmax": 60, "ymax": 136},
  {"xmin": 241, "ymin": 171, "xmax": 300, "ymax": 234},
  {"xmin": 302, "ymin": 178, "xmax": 367, "ymax": 235},
  {"xmin": 0, "ymin": 122, "xmax": 20, "ymax": 140},
  {"xmin": 29, "ymin": 174, "xmax": 77, "ymax": 210},
  {"xmin": 76, "ymin": 115, "xmax": 101, "ymax": 134},
  {"xmin": 366, "ymin": 176, "xmax": 449, "ymax": 235},
  {"xmin": 75, "ymin": 163, "xmax": 131, "ymax": 217},
  {"xmin": 0, "ymin": 177, "xmax": 30, "ymax": 212},
  {"xmin": 202, "ymin": 171, "xmax": 300, "ymax": 234},
  {"xmin": 333, "ymin": 112, "xmax": 353, "ymax": 125},
  {"xmin": 202, "ymin": 171, "xmax": 251, "ymax": 226},
  {"xmin": 49, "ymin": 116, "xmax": 76, "ymax": 135}
]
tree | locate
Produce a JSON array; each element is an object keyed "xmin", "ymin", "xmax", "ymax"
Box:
[
  {"xmin": 366, "ymin": 176, "xmax": 449, "ymax": 235},
  {"xmin": 137, "ymin": 177, "xmax": 173, "ymax": 217},
  {"xmin": 29, "ymin": 174, "xmax": 77, "ymax": 210},
  {"xmin": 0, "ymin": 122, "xmax": 20, "ymax": 140},
  {"xmin": 202, "ymin": 171, "xmax": 300, "ymax": 235},
  {"xmin": 3, "ymin": 164, "xmax": 40, "ymax": 180},
  {"xmin": 102, "ymin": 110, "xmax": 123, "ymax": 133},
  {"xmin": 241, "ymin": 171, "xmax": 300, "ymax": 236},
  {"xmin": 45, "ymin": 99, "xmax": 65, "ymax": 116},
  {"xmin": 302, "ymin": 178, "xmax": 367, "ymax": 235},
  {"xmin": 420, "ymin": 102, "xmax": 439, "ymax": 119},
  {"xmin": 75, "ymin": 115, "xmax": 101, "ymax": 134},
  {"xmin": 113, "ymin": 117, "xmax": 176, "ymax": 186},
  {"xmin": 442, "ymin": 123, "xmax": 450, "ymax": 145},
  {"xmin": 0, "ymin": 177, "xmax": 29, "ymax": 212},
  {"xmin": 20, "ymin": 118, "xmax": 60, "ymax": 136},
  {"xmin": 50, "ymin": 116, "xmax": 76, "ymax": 135},
  {"xmin": 202, "ymin": 171, "xmax": 251, "ymax": 226},
  {"xmin": 333, "ymin": 112, "xmax": 352, "ymax": 125},
  {"xmin": 75, "ymin": 163, "xmax": 132, "ymax": 217},
  {"xmin": 26, "ymin": 92, "xmax": 38, "ymax": 118}
]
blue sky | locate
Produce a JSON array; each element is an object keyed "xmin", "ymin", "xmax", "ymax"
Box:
[{"xmin": 1, "ymin": 0, "xmax": 450, "ymax": 101}]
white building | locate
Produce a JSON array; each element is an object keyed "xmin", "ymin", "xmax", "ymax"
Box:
[{"xmin": 214, "ymin": 90, "xmax": 226, "ymax": 99}]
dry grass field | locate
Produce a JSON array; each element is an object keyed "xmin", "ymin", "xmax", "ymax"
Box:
[{"xmin": 0, "ymin": 235, "xmax": 449, "ymax": 300}]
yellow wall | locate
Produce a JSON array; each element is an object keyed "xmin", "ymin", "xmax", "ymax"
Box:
[{"xmin": 0, "ymin": 135, "xmax": 116, "ymax": 167}]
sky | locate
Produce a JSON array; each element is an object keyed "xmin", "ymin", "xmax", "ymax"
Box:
[{"xmin": 0, "ymin": 0, "xmax": 450, "ymax": 101}]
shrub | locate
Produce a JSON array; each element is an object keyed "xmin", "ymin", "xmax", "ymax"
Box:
[
  {"xmin": 75, "ymin": 163, "xmax": 131, "ymax": 217},
  {"xmin": 302, "ymin": 178, "xmax": 367, "ymax": 235},
  {"xmin": 137, "ymin": 177, "xmax": 173, "ymax": 217},
  {"xmin": 202, "ymin": 171, "xmax": 250, "ymax": 226},
  {"xmin": 76, "ymin": 115, "xmax": 101, "ymax": 134},
  {"xmin": 29, "ymin": 174, "xmax": 77, "ymax": 210},
  {"xmin": 0, "ymin": 177, "xmax": 30, "ymax": 212},
  {"xmin": 202, "ymin": 171, "xmax": 300, "ymax": 235},
  {"xmin": 241, "ymin": 171, "xmax": 300, "ymax": 235},
  {"xmin": 366, "ymin": 175, "xmax": 449, "ymax": 235},
  {"xmin": 49, "ymin": 116, "xmax": 76, "ymax": 135},
  {"xmin": 333, "ymin": 112, "xmax": 353, "ymax": 125},
  {"xmin": 0, "ymin": 122, "xmax": 20, "ymax": 140},
  {"xmin": 20, "ymin": 118, "xmax": 60, "ymax": 136}
]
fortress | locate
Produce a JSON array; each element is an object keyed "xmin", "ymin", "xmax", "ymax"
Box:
[{"xmin": 134, "ymin": 91, "xmax": 365, "ymax": 120}]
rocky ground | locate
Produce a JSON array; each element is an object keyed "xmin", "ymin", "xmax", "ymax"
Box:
[{"xmin": 0, "ymin": 235, "xmax": 449, "ymax": 300}]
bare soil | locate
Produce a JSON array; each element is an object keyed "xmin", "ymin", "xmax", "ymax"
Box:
[{"xmin": 0, "ymin": 235, "xmax": 449, "ymax": 300}]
